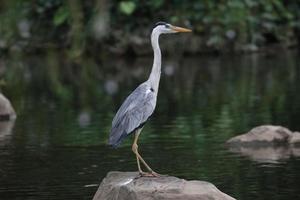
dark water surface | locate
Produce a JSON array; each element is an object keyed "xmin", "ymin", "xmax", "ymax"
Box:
[{"xmin": 1, "ymin": 50, "xmax": 300, "ymax": 200}]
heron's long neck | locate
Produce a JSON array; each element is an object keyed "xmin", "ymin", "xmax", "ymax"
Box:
[{"xmin": 148, "ymin": 30, "xmax": 161, "ymax": 92}]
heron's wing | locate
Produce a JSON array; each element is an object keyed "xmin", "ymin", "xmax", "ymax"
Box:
[{"xmin": 109, "ymin": 83, "xmax": 156, "ymax": 147}]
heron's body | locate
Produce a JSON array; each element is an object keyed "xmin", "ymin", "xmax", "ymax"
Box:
[
  {"xmin": 109, "ymin": 26, "xmax": 162, "ymax": 148},
  {"xmin": 109, "ymin": 82, "xmax": 157, "ymax": 147},
  {"xmin": 108, "ymin": 22, "xmax": 191, "ymax": 176}
]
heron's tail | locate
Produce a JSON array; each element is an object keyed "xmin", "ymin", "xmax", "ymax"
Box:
[{"xmin": 108, "ymin": 129, "xmax": 126, "ymax": 148}]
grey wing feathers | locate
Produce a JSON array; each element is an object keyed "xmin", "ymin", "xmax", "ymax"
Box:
[{"xmin": 108, "ymin": 83, "xmax": 156, "ymax": 147}]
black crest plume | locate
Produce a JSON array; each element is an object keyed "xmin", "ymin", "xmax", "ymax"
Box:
[{"xmin": 152, "ymin": 21, "xmax": 167, "ymax": 30}]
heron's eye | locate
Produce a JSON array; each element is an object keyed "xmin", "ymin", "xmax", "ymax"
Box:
[{"xmin": 165, "ymin": 24, "xmax": 170, "ymax": 28}]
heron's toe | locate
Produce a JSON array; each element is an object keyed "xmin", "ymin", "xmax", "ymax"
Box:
[{"xmin": 137, "ymin": 171, "xmax": 161, "ymax": 177}]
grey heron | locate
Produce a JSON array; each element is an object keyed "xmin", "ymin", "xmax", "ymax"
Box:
[{"xmin": 108, "ymin": 22, "xmax": 192, "ymax": 177}]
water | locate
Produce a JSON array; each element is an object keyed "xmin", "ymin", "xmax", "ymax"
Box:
[{"xmin": 0, "ymin": 50, "xmax": 300, "ymax": 199}]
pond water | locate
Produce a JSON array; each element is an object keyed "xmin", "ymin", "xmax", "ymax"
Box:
[{"xmin": 0, "ymin": 50, "xmax": 300, "ymax": 200}]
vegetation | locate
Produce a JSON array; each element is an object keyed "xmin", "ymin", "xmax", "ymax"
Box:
[
  {"xmin": 0, "ymin": 1, "xmax": 299, "ymax": 108},
  {"xmin": 0, "ymin": 0, "xmax": 299, "ymax": 56}
]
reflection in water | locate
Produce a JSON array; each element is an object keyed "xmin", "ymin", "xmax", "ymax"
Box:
[
  {"xmin": 0, "ymin": 120, "xmax": 15, "ymax": 144},
  {"xmin": 78, "ymin": 111, "xmax": 91, "ymax": 127},
  {"xmin": 104, "ymin": 80, "xmax": 119, "ymax": 95},
  {"xmin": 0, "ymin": 50, "xmax": 300, "ymax": 200},
  {"xmin": 228, "ymin": 145, "xmax": 300, "ymax": 163}
]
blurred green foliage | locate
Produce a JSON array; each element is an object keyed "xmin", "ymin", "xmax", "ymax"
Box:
[
  {"xmin": 53, "ymin": 5, "xmax": 70, "ymax": 26},
  {"xmin": 0, "ymin": 0, "xmax": 300, "ymax": 114},
  {"xmin": 0, "ymin": 0, "xmax": 299, "ymax": 54},
  {"xmin": 119, "ymin": 1, "xmax": 136, "ymax": 15}
]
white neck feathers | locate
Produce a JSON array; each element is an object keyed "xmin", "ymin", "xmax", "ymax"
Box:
[{"xmin": 148, "ymin": 28, "xmax": 162, "ymax": 92}]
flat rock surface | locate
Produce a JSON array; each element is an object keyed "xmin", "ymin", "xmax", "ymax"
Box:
[{"xmin": 93, "ymin": 171, "xmax": 236, "ymax": 200}]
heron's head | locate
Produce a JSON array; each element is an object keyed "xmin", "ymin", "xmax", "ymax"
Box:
[{"xmin": 153, "ymin": 21, "xmax": 192, "ymax": 34}]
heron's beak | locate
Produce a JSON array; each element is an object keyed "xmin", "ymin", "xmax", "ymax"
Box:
[{"xmin": 171, "ymin": 26, "xmax": 192, "ymax": 33}]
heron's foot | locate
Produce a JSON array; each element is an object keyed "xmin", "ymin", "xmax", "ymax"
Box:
[
  {"xmin": 150, "ymin": 171, "xmax": 169, "ymax": 177},
  {"xmin": 138, "ymin": 171, "xmax": 161, "ymax": 177},
  {"xmin": 134, "ymin": 171, "xmax": 150, "ymax": 179},
  {"xmin": 134, "ymin": 172, "xmax": 144, "ymax": 179}
]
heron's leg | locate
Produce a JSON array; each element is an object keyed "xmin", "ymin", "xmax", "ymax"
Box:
[
  {"xmin": 132, "ymin": 129, "xmax": 159, "ymax": 177},
  {"xmin": 132, "ymin": 130, "xmax": 143, "ymax": 174},
  {"xmin": 136, "ymin": 151, "xmax": 160, "ymax": 177},
  {"xmin": 136, "ymin": 154, "xmax": 142, "ymax": 173}
]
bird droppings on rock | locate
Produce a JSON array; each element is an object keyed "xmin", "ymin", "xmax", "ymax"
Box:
[{"xmin": 118, "ymin": 178, "xmax": 133, "ymax": 186}]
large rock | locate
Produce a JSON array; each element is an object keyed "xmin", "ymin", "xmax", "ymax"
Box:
[
  {"xmin": 93, "ymin": 171, "xmax": 236, "ymax": 200},
  {"xmin": 227, "ymin": 125, "xmax": 293, "ymax": 146},
  {"xmin": 289, "ymin": 132, "xmax": 300, "ymax": 147},
  {"xmin": 0, "ymin": 93, "xmax": 16, "ymax": 120},
  {"xmin": 227, "ymin": 125, "xmax": 300, "ymax": 163}
]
